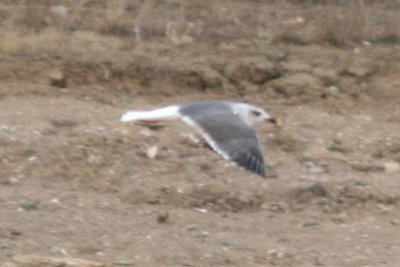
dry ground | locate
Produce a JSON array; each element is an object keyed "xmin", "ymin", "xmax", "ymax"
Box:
[{"xmin": 0, "ymin": 1, "xmax": 400, "ymax": 266}]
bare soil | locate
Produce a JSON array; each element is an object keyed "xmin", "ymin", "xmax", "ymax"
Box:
[{"xmin": 1, "ymin": 1, "xmax": 400, "ymax": 266}]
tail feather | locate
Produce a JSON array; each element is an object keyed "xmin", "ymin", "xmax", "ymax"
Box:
[{"xmin": 121, "ymin": 105, "xmax": 180, "ymax": 122}]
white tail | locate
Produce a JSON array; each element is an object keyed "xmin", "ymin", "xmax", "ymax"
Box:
[{"xmin": 121, "ymin": 105, "xmax": 180, "ymax": 122}]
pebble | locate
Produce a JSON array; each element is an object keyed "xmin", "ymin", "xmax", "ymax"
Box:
[
  {"xmin": 309, "ymin": 182, "xmax": 327, "ymax": 197},
  {"xmin": 383, "ymin": 161, "xmax": 399, "ymax": 173},
  {"xmin": 48, "ymin": 70, "xmax": 67, "ymax": 88},
  {"xmin": 267, "ymin": 249, "xmax": 285, "ymax": 258},
  {"xmin": 50, "ymin": 198, "xmax": 60, "ymax": 204},
  {"xmin": 304, "ymin": 161, "xmax": 324, "ymax": 174},
  {"xmin": 95, "ymin": 251, "xmax": 105, "ymax": 257},
  {"xmin": 139, "ymin": 129, "xmax": 153, "ymax": 137},
  {"xmin": 376, "ymin": 203, "xmax": 392, "ymax": 212},
  {"xmin": 267, "ymin": 249, "xmax": 278, "ymax": 256},
  {"xmin": 50, "ymin": 5, "xmax": 68, "ymax": 17},
  {"xmin": 146, "ymin": 146, "xmax": 158, "ymax": 159},
  {"xmin": 193, "ymin": 208, "xmax": 208, "ymax": 213}
]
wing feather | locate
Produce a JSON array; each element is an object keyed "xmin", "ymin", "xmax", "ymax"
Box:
[{"xmin": 179, "ymin": 101, "xmax": 266, "ymax": 177}]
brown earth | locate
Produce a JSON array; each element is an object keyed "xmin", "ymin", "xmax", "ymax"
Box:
[{"xmin": 1, "ymin": 1, "xmax": 400, "ymax": 267}]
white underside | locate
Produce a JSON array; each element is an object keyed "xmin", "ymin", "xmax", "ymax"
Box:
[
  {"xmin": 180, "ymin": 115, "xmax": 230, "ymax": 160},
  {"xmin": 121, "ymin": 105, "xmax": 180, "ymax": 122},
  {"xmin": 121, "ymin": 104, "xmax": 231, "ymax": 161}
]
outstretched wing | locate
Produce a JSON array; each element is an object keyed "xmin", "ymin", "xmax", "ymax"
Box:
[{"xmin": 179, "ymin": 101, "xmax": 266, "ymax": 177}]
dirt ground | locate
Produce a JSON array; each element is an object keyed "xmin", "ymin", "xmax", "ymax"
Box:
[{"xmin": 1, "ymin": 1, "xmax": 400, "ymax": 267}]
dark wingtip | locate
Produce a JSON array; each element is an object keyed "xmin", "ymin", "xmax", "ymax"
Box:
[
  {"xmin": 248, "ymin": 165, "xmax": 266, "ymax": 178},
  {"xmin": 258, "ymin": 166, "xmax": 267, "ymax": 178},
  {"xmin": 233, "ymin": 153, "xmax": 267, "ymax": 178}
]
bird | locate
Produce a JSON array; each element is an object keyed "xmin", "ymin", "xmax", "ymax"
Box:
[{"xmin": 121, "ymin": 100, "xmax": 276, "ymax": 177}]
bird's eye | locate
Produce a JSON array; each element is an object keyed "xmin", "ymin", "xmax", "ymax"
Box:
[{"xmin": 251, "ymin": 110, "xmax": 262, "ymax": 116}]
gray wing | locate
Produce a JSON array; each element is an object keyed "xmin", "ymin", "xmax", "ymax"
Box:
[{"xmin": 179, "ymin": 101, "xmax": 266, "ymax": 177}]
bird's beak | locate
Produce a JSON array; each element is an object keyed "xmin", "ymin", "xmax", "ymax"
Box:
[{"xmin": 266, "ymin": 117, "xmax": 282, "ymax": 128}]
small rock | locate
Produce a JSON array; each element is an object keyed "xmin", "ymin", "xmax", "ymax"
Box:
[
  {"xmin": 284, "ymin": 16, "xmax": 305, "ymax": 25},
  {"xmin": 28, "ymin": 156, "xmax": 37, "ymax": 162},
  {"xmin": 314, "ymin": 257, "xmax": 324, "ymax": 266},
  {"xmin": 48, "ymin": 70, "xmax": 67, "ymax": 88},
  {"xmin": 263, "ymin": 202, "xmax": 287, "ymax": 213},
  {"xmin": 114, "ymin": 260, "xmax": 136, "ymax": 267},
  {"xmin": 146, "ymin": 146, "xmax": 158, "ymax": 159},
  {"xmin": 376, "ymin": 203, "xmax": 392, "ymax": 212},
  {"xmin": 383, "ymin": 161, "xmax": 399, "ymax": 173},
  {"xmin": 13, "ymin": 254, "xmax": 104, "ymax": 267},
  {"xmin": 8, "ymin": 177, "xmax": 19, "ymax": 185},
  {"xmin": 95, "ymin": 251, "xmax": 105, "ymax": 257},
  {"xmin": 267, "ymin": 249, "xmax": 278, "ymax": 256},
  {"xmin": 303, "ymin": 222, "xmax": 319, "ymax": 228},
  {"xmin": 19, "ymin": 201, "xmax": 39, "ymax": 211},
  {"xmin": 185, "ymin": 224, "xmax": 199, "ymax": 231},
  {"xmin": 50, "ymin": 5, "xmax": 68, "ymax": 17},
  {"xmin": 50, "ymin": 198, "xmax": 60, "ymax": 204},
  {"xmin": 266, "ymin": 249, "xmax": 285, "ymax": 259},
  {"xmin": 309, "ymin": 182, "xmax": 327, "ymax": 197},
  {"xmin": 193, "ymin": 208, "xmax": 208, "ymax": 213}
]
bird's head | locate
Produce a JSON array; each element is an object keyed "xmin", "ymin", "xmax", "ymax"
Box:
[{"xmin": 232, "ymin": 103, "xmax": 276, "ymax": 127}]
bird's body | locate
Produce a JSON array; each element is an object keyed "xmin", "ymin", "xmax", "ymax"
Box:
[{"xmin": 121, "ymin": 100, "xmax": 275, "ymax": 177}]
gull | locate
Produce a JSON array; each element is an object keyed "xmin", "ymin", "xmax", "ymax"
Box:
[{"xmin": 121, "ymin": 100, "xmax": 276, "ymax": 177}]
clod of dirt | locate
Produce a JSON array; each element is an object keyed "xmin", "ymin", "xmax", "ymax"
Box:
[
  {"xmin": 340, "ymin": 59, "xmax": 375, "ymax": 78},
  {"xmin": 373, "ymin": 142, "xmax": 400, "ymax": 162},
  {"xmin": 177, "ymin": 67, "xmax": 223, "ymax": 91},
  {"xmin": 48, "ymin": 70, "xmax": 67, "ymax": 88},
  {"xmin": 223, "ymin": 58, "xmax": 282, "ymax": 85},
  {"xmin": 50, "ymin": 119, "xmax": 78, "ymax": 128},
  {"xmin": 13, "ymin": 254, "xmax": 104, "ymax": 267},
  {"xmin": 281, "ymin": 61, "xmax": 312, "ymax": 73},
  {"xmin": 328, "ymin": 139, "xmax": 351, "ymax": 154},
  {"xmin": 351, "ymin": 162, "xmax": 384, "ymax": 173},
  {"xmin": 367, "ymin": 77, "xmax": 400, "ymax": 100},
  {"xmin": 312, "ymin": 67, "xmax": 337, "ymax": 85},
  {"xmin": 269, "ymin": 133, "xmax": 304, "ymax": 153},
  {"xmin": 270, "ymin": 73, "xmax": 323, "ymax": 101},
  {"xmin": 157, "ymin": 211, "xmax": 169, "ymax": 223}
]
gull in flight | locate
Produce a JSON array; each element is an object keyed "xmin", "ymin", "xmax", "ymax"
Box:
[{"xmin": 121, "ymin": 100, "xmax": 276, "ymax": 177}]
